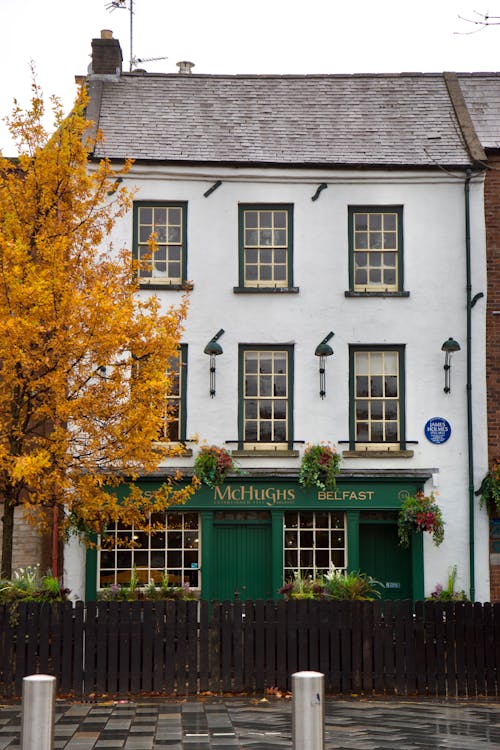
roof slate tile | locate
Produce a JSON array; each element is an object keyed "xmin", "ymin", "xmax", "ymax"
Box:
[{"xmin": 88, "ymin": 72, "xmax": 480, "ymax": 166}]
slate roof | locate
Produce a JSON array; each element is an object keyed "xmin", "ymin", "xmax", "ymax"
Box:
[
  {"xmin": 87, "ymin": 72, "xmax": 475, "ymax": 168},
  {"xmin": 458, "ymin": 74, "xmax": 500, "ymax": 150}
]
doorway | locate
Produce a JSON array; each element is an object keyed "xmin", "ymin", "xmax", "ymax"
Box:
[
  {"xmin": 210, "ymin": 511, "xmax": 273, "ymax": 600},
  {"xmin": 359, "ymin": 522, "xmax": 412, "ymax": 600}
]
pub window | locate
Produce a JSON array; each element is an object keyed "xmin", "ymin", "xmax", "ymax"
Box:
[
  {"xmin": 283, "ymin": 511, "xmax": 346, "ymax": 579},
  {"xmin": 98, "ymin": 511, "xmax": 200, "ymax": 590}
]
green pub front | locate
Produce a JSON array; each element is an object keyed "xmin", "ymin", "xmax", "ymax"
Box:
[{"xmin": 86, "ymin": 476, "xmax": 426, "ymax": 601}]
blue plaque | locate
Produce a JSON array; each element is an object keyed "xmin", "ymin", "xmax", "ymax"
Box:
[{"xmin": 424, "ymin": 417, "xmax": 451, "ymax": 445}]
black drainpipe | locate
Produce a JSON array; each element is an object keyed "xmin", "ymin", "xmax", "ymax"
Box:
[
  {"xmin": 464, "ymin": 169, "xmax": 475, "ymax": 601},
  {"xmin": 465, "ymin": 169, "xmax": 486, "ymax": 601}
]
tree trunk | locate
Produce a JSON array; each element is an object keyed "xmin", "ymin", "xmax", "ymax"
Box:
[{"xmin": 1, "ymin": 490, "xmax": 16, "ymax": 579}]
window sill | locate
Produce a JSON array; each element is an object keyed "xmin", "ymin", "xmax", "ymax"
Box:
[
  {"xmin": 344, "ymin": 291, "xmax": 410, "ymax": 298},
  {"xmin": 139, "ymin": 282, "xmax": 192, "ymax": 291},
  {"xmin": 233, "ymin": 286, "xmax": 300, "ymax": 294},
  {"xmin": 231, "ymin": 449, "xmax": 300, "ymax": 458},
  {"xmin": 342, "ymin": 449, "xmax": 414, "ymax": 458}
]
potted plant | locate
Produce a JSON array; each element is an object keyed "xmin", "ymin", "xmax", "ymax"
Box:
[
  {"xmin": 279, "ymin": 572, "xmax": 323, "ymax": 600},
  {"xmin": 299, "ymin": 443, "xmax": 341, "ymax": 491},
  {"xmin": 477, "ymin": 463, "xmax": 500, "ymax": 518},
  {"xmin": 194, "ymin": 445, "xmax": 236, "ymax": 488},
  {"xmin": 398, "ymin": 490, "xmax": 444, "ymax": 548},
  {"xmin": 321, "ymin": 567, "xmax": 383, "ymax": 601},
  {"xmin": 426, "ymin": 566, "xmax": 468, "ymax": 602}
]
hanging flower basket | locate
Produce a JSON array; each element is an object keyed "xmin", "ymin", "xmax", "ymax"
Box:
[
  {"xmin": 299, "ymin": 443, "xmax": 341, "ymax": 491},
  {"xmin": 398, "ymin": 490, "xmax": 444, "ymax": 548},
  {"xmin": 477, "ymin": 463, "xmax": 500, "ymax": 518},
  {"xmin": 194, "ymin": 445, "xmax": 236, "ymax": 488}
]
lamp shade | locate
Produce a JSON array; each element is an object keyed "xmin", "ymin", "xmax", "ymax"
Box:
[{"xmin": 441, "ymin": 337, "xmax": 461, "ymax": 353}]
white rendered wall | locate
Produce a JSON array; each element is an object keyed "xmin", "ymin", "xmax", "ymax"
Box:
[{"xmin": 78, "ymin": 165, "xmax": 489, "ymax": 600}]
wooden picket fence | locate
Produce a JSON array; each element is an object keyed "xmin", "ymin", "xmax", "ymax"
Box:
[{"xmin": 0, "ymin": 599, "xmax": 498, "ymax": 699}]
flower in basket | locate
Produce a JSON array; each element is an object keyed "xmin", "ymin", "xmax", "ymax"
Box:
[
  {"xmin": 477, "ymin": 463, "xmax": 500, "ymax": 518},
  {"xmin": 398, "ymin": 490, "xmax": 444, "ymax": 548},
  {"xmin": 194, "ymin": 445, "xmax": 236, "ymax": 488},
  {"xmin": 299, "ymin": 443, "xmax": 341, "ymax": 491}
]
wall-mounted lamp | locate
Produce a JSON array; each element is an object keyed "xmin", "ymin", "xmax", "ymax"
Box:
[
  {"xmin": 204, "ymin": 329, "xmax": 225, "ymax": 397},
  {"xmin": 315, "ymin": 332, "xmax": 334, "ymax": 398},
  {"xmin": 441, "ymin": 337, "xmax": 461, "ymax": 393}
]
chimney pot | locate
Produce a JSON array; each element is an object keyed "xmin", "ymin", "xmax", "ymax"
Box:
[
  {"xmin": 101, "ymin": 29, "xmax": 114, "ymax": 39},
  {"xmin": 177, "ymin": 61, "xmax": 195, "ymax": 75}
]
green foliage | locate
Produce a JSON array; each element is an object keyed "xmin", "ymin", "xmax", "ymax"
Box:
[
  {"xmin": 278, "ymin": 571, "xmax": 322, "ymax": 600},
  {"xmin": 398, "ymin": 491, "xmax": 444, "ymax": 548},
  {"xmin": 322, "ymin": 568, "xmax": 383, "ymax": 601},
  {"xmin": 194, "ymin": 445, "xmax": 236, "ymax": 488},
  {"xmin": 299, "ymin": 443, "xmax": 342, "ymax": 491},
  {"xmin": 98, "ymin": 571, "xmax": 197, "ymax": 601},
  {"xmin": 0, "ymin": 565, "xmax": 70, "ymax": 603},
  {"xmin": 427, "ymin": 566, "xmax": 468, "ymax": 602},
  {"xmin": 279, "ymin": 567, "xmax": 382, "ymax": 601},
  {"xmin": 477, "ymin": 463, "xmax": 500, "ymax": 518}
]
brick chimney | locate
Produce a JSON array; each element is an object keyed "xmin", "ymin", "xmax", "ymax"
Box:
[{"xmin": 90, "ymin": 30, "xmax": 122, "ymax": 76}]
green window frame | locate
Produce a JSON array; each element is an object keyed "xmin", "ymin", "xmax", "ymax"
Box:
[
  {"xmin": 237, "ymin": 204, "xmax": 294, "ymax": 290},
  {"xmin": 133, "ymin": 201, "xmax": 187, "ymax": 288},
  {"xmin": 238, "ymin": 345, "xmax": 294, "ymax": 449},
  {"xmin": 158, "ymin": 344, "xmax": 187, "ymax": 443},
  {"xmin": 349, "ymin": 345, "xmax": 406, "ymax": 450},
  {"xmin": 348, "ymin": 206, "xmax": 404, "ymax": 293}
]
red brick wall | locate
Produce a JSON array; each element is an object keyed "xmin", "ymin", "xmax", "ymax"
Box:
[{"xmin": 484, "ymin": 153, "xmax": 500, "ymax": 601}]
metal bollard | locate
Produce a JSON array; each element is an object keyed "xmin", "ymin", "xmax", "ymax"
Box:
[
  {"xmin": 292, "ymin": 671, "xmax": 324, "ymax": 750},
  {"xmin": 21, "ymin": 674, "xmax": 56, "ymax": 750}
]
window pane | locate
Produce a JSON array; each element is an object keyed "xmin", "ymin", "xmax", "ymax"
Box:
[
  {"xmin": 356, "ymin": 400, "xmax": 369, "ymax": 420},
  {"xmin": 355, "ymin": 232, "xmax": 368, "ymax": 249},
  {"xmin": 245, "ymin": 211, "xmax": 258, "ymax": 228},
  {"xmin": 384, "ymin": 213, "xmax": 396, "ymax": 231},
  {"xmin": 354, "ymin": 213, "xmax": 368, "ymax": 230},
  {"xmin": 384, "ymin": 352, "xmax": 398, "ymax": 375},
  {"xmin": 274, "ymin": 421, "xmax": 287, "ymax": 441},
  {"xmin": 139, "ymin": 207, "xmax": 153, "ymax": 224},
  {"xmin": 384, "ymin": 232, "xmax": 397, "ymax": 249},
  {"xmin": 355, "ymin": 353, "xmax": 369, "ymax": 375},
  {"xmin": 356, "ymin": 376, "xmax": 369, "ymax": 398}
]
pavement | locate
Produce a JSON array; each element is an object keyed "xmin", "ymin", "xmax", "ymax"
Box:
[{"xmin": 0, "ymin": 696, "xmax": 499, "ymax": 749}]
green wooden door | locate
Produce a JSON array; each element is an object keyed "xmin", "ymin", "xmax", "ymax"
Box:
[
  {"xmin": 210, "ymin": 521, "xmax": 273, "ymax": 600},
  {"xmin": 359, "ymin": 523, "xmax": 412, "ymax": 600}
]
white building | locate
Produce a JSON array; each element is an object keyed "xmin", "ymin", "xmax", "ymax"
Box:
[{"xmin": 65, "ymin": 32, "xmax": 490, "ymax": 602}]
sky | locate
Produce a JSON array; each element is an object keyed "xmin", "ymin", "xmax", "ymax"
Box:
[{"xmin": 1, "ymin": 0, "xmax": 499, "ymax": 154}]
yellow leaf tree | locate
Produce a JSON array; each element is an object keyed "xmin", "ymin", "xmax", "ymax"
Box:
[{"xmin": 0, "ymin": 83, "xmax": 197, "ymax": 578}]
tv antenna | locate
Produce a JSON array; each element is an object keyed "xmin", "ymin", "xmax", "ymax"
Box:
[{"xmin": 105, "ymin": 0, "xmax": 168, "ymax": 72}]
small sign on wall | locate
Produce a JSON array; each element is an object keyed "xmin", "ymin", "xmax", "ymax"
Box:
[{"xmin": 424, "ymin": 417, "xmax": 452, "ymax": 445}]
